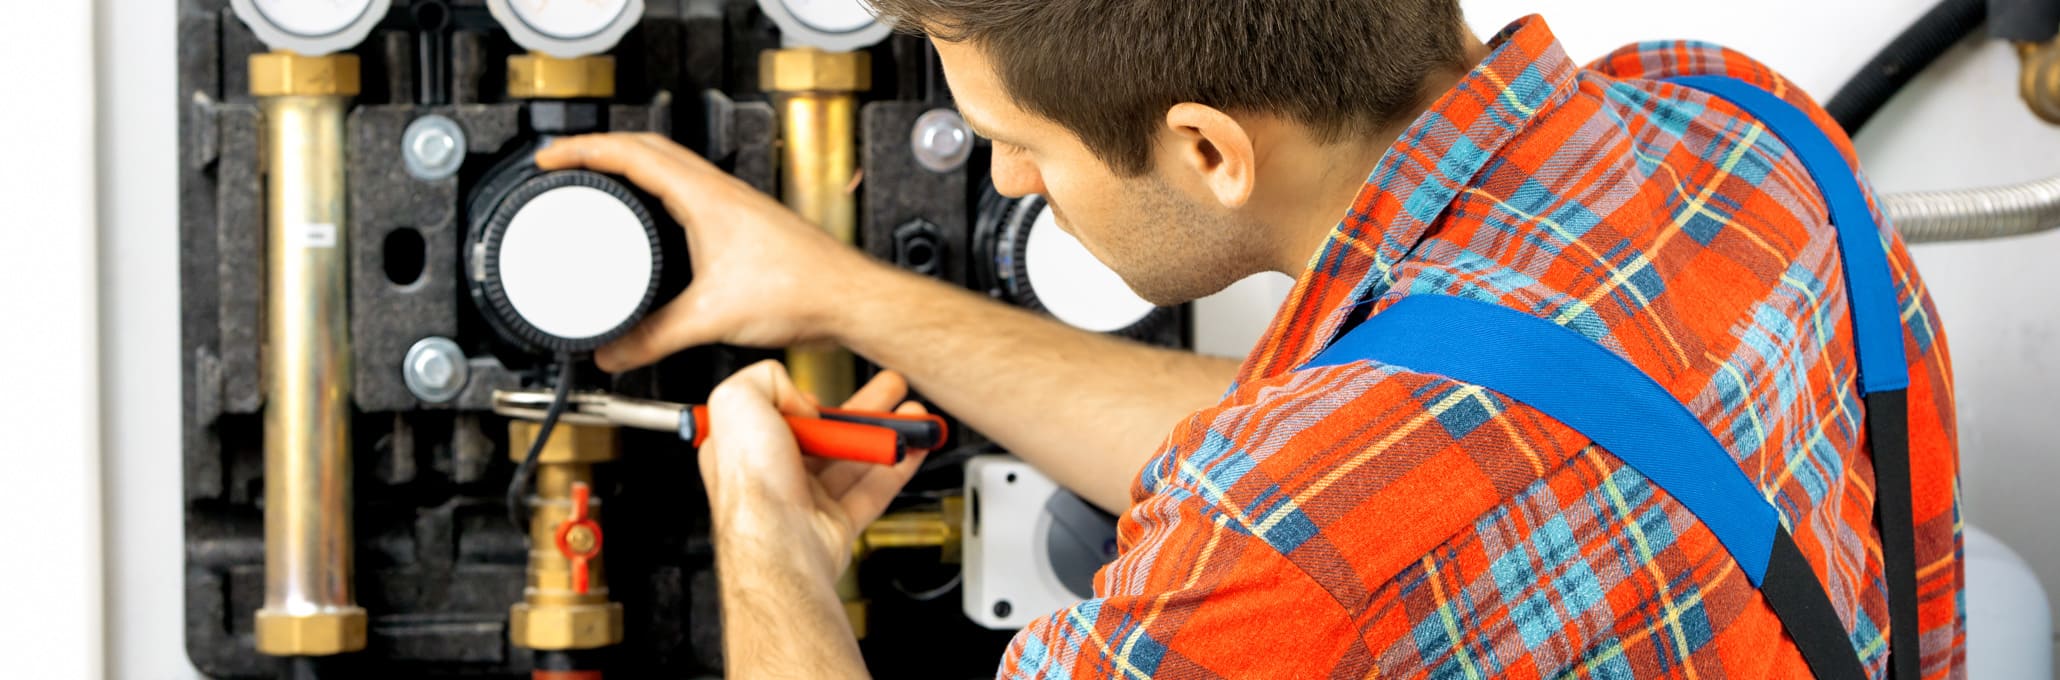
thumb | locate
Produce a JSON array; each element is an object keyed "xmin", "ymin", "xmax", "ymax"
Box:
[{"xmin": 596, "ymin": 287, "xmax": 718, "ymax": 372}]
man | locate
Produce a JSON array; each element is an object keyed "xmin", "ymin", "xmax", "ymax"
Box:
[{"xmin": 537, "ymin": 1, "xmax": 1965, "ymax": 676}]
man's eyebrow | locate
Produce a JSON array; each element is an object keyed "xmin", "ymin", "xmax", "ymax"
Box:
[{"xmin": 957, "ymin": 107, "xmax": 1001, "ymax": 141}]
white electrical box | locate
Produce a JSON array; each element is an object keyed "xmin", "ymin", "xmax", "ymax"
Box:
[{"xmin": 961, "ymin": 455, "xmax": 1119, "ymax": 630}]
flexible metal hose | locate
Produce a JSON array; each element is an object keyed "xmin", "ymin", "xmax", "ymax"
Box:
[{"xmin": 1885, "ymin": 176, "xmax": 2060, "ymax": 243}]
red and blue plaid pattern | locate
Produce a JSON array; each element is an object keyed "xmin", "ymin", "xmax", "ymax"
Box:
[{"xmin": 998, "ymin": 15, "xmax": 1964, "ymax": 679}]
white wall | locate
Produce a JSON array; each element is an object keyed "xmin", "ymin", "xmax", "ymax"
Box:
[
  {"xmin": 97, "ymin": 0, "xmax": 187, "ymax": 677},
  {"xmin": 84, "ymin": 0, "xmax": 2060, "ymax": 677},
  {"xmin": 0, "ymin": 3, "xmax": 105, "ymax": 680}
]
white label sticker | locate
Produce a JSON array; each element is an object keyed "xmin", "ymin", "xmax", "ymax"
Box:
[{"xmin": 291, "ymin": 222, "xmax": 338, "ymax": 249}]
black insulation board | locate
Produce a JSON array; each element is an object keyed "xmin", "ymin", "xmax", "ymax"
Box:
[{"xmin": 179, "ymin": 0, "xmax": 1176, "ymax": 676}]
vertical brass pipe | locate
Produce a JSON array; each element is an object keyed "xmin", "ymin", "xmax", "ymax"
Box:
[
  {"xmin": 507, "ymin": 422, "xmax": 625, "ymax": 653},
  {"xmin": 762, "ymin": 48, "xmax": 870, "ymax": 405},
  {"xmin": 252, "ymin": 52, "xmax": 367, "ymax": 657}
]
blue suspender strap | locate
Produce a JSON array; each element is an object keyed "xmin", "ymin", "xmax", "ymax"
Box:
[
  {"xmin": 1306, "ymin": 297, "xmax": 1867, "ymax": 680},
  {"xmin": 1304, "ymin": 77, "xmax": 1917, "ymax": 680},
  {"xmin": 1668, "ymin": 75, "xmax": 1918, "ymax": 680}
]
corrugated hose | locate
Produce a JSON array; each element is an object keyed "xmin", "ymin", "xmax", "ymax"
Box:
[{"xmin": 1885, "ymin": 177, "xmax": 2060, "ymax": 244}]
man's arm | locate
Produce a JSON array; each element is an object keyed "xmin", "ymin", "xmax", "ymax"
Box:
[
  {"xmin": 536, "ymin": 134, "xmax": 1237, "ymax": 511},
  {"xmin": 834, "ymin": 265, "xmax": 1236, "ymax": 510}
]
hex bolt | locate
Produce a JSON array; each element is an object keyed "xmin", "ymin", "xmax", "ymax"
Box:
[
  {"xmin": 911, "ymin": 108, "xmax": 973, "ymax": 174},
  {"xmin": 402, "ymin": 336, "xmax": 469, "ymax": 403},
  {"xmin": 401, "ymin": 115, "xmax": 467, "ymax": 181}
]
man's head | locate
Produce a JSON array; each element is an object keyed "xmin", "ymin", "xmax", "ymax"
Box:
[{"xmin": 869, "ymin": 0, "xmax": 1471, "ymax": 304}]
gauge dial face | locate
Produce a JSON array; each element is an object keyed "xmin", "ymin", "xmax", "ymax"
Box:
[
  {"xmin": 1023, "ymin": 207, "xmax": 1157, "ymax": 334},
  {"xmin": 779, "ymin": 0, "xmax": 879, "ymax": 34},
  {"xmin": 251, "ymin": 0, "xmax": 375, "ymax": 37},
  {"xmin": 498, "ymin": 185, "xmax": 656, "ymax": 341},
  {"xmin": 506, "ymin": 0, "xmax": 633, "ymax": 39}
]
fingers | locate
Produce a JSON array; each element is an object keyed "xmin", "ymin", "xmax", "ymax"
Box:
[
  {"xmin": 596, "ymin": 289, "xmax": 715, "ymax": 372},
  {"xmin": 818, "ymin": 398, "xmax": 929, "ymax": 498},
  {"xmin": 839, "ymin": 371, "xmax": 909, "ymax": 412},
  {"xmin": 835, "ymin": 448, "xmax": 928, "ymax": 529},
  {"xmin": 533, "ymin": 133, "xmax": 726, "ymax": 221}
]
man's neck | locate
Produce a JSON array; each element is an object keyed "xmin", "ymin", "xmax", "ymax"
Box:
[{"xmin": 1265, "ymin": 35, "xmax": 1493, "ymax": 275}]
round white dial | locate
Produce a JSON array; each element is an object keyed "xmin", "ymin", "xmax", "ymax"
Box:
[
  {"xmin": 487, "ymin": 0, "xmax": 643, "ymax": 58},
  {"xmin": 781, "ymin": 0, "xmax": 879, "ymax": 34},
  {"xmin": 507, "ymin": 0, "xmax": 632, "ymax": 39},
  {"xmin": 1024, "ymin": 207, "xmax": 1157, "ymax": 334},
  {"xmin": 498, "ymin": 186, "xmax": 656, "ymax": 340},
  {"xmin": 253, "ymin": 0, "xmax": 373, "ymax": 37},
  {"xmin": 231, "ymin": 0, "xmax": 390, "ymax": 54},
  {"xmin": 758, "ymin": 0, "xmax": 892, "ymax": 51}
]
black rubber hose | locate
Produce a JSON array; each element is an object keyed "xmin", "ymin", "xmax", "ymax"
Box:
[
  {"xmin": 506, "ymin": 357, "xmax": 577, "ymax": 532},
  {"xmin": 1825, "ymin": 0, "xmax": 1987, "ymax": 134}
]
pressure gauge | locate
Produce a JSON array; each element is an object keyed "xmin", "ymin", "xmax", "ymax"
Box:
[
  {"xmin": 467, "ymin": 165, "xmax": 669, "ymax": 355},
  {"xmin": 972, "ymin": 185, "xmax": 1175, "ymax": 339},
  {"xmin": 488, "ymin": 0, "xmax": 645, "ymax": 59},
  {"xmin": 759, "ymin": 0, "xmax": 894, "ymax": 52},
  {"xmin": 230, "ymin": 0, "xmax": 391, "ymax": 55}
]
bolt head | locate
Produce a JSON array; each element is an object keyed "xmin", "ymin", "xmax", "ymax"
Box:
[
  {"xmin": 912, "ymin": 109, "xmax": 973, "ymax": 173},
  {"xmin": 412, "ymin": 350, "xmax": 456, "ymax": 388},
  {"xmin": 402, "ymin": 336, "xmax": 469, "ymax": 402},
  {"xmin": 411, "ymin": 128, "xmax": 457, "ymax": 166}
]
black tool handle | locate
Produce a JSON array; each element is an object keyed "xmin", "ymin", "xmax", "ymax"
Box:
[{"xmin": 815, "ymin": 407, "xmax": 949, "ymax": 451}]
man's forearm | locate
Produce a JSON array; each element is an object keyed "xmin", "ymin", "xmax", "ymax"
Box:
[
  {"xmin": 715, "ymin": 507, "xmax": 867, "ymax": 679},
  {"xmin": 830, "ymin": 263, "xmax": 1238, "ymax": 511}
]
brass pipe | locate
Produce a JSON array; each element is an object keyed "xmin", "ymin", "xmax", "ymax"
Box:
[
  {"xmin": 253, "ymin": 51, "xmax": 367, "ymax": 657},
  {"xmin": 508, "ymin": 422, "xmax": 624, "ymax": 652},
  {"xmin": 763, "ymin": 48, "xmax": 870, "ymax": 405}
]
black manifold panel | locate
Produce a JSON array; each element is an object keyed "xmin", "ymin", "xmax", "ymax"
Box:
[{"xmin": 180, "ymin": 1, "xmax": 1184, "ymax": 677}]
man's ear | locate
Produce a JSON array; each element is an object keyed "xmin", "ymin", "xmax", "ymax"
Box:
[{"xmin": 1163, "ymin": 103, "xmax": 1256, "ymax": 209}]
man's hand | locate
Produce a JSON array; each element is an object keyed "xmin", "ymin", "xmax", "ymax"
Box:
[
  {"xmin": 701, "ymin": 360, "xmax": 930, "ymax": 576},
  {"xmin": 702, "ymin": 361, "xmax": 926, "ymax": 679},
  {"xmin": 536, "ymin": 134, "xmax": 888, "ymax": 372}
]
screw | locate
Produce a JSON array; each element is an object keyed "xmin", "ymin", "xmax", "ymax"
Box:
[
  {"xmin": 564, "ymin": 525, "xmax": 598, "ymax": 554},
  {"xmin": 402, "ymin": 115, "xmax": 467, "ymax": 181},
  {"xmin": 412, "ymin": 350, "xmax": 456, "ymax": 389},
  {"xmin": 911, "ymin": 109, "xmax": 973, "ymax": 173},
  {"xmin": 402, "ymin": 336, "xmax": 469, "ymax": 403},
  {"xmin": 992, "ymin": 600, "xmax": 1013, "ymax": 618},
  {"xmin": 411, "ymin": 128, "xmax": 456, "ymax": 166}
]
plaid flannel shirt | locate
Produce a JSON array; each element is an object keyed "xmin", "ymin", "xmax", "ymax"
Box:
[{"xmin": 999, "ymin": 15, "xmax": 1964, "ymax": 679}]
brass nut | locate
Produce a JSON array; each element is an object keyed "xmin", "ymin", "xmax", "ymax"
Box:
[
  {"xmin": 250, "ymin": 52, "xmax": 361, "ymax": 97},
  {"xmin": 254, "ymin": 607, "xmax": 368, "ymax": 656},
  {"xmin": 509, "ymin": 421, "xmax": 619, "ymax": 463},
  {"xmin": 760, "ymin": 48, "xmax": 872, "ymax": 93},
  {"xmin": 510, "ymin": 602, "xmax": 624, "ymax": 650},
  {"xmin": 508, "ymin": 54, "xmax": 616, "ymax": 99}
]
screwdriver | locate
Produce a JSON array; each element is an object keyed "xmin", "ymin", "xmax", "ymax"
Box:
[{"xmin": 492, "ymin": 390, "xmax": 949, "ymax": 465}]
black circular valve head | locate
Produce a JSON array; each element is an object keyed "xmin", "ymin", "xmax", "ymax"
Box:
[{"xmin": 972, "ymin": 184, "xmax": 1175, "ymax": 340}]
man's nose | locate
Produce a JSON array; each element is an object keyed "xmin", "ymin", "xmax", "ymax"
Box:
[{"xmin": 989, "ymin": 153, "xmax": 1045, "ymax": 198}]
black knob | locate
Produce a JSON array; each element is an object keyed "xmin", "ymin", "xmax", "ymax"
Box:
[{"xmin": 971, "ymin": 182, "xmax": 1173, "ymax": 340}]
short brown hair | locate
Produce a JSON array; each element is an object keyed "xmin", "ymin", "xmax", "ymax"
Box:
[{"xmin": 868, "ymin": 0, "xmax": 1469, "ymax": 175}]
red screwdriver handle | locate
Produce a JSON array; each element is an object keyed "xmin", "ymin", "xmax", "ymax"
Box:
[{"xmin": 688, "ymin": 406, "xmax": 907, "ymax": 465}]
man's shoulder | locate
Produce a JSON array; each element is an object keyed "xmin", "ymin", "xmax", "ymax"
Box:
[
  {"xmin": 1581, "ymin": 38, "xmax": 1853, "ymax": 158},
  {"xmin": 1131, "ymin": 358, "xmax": 1592, "ymax": 567}
]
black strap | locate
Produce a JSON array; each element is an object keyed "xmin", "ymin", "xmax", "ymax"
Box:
[
  {"xmin": 1870, "ymin": 389, "xmax": 1921, "ymax": 680},
  {"xmin": 1765, "ymin": 529, "xmax": 1870, "ymax": 680}
]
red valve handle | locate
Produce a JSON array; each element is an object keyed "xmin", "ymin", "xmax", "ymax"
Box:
[{"xmin": 553, "ymin": 482, "xmax": 603, "ymax": 595}]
